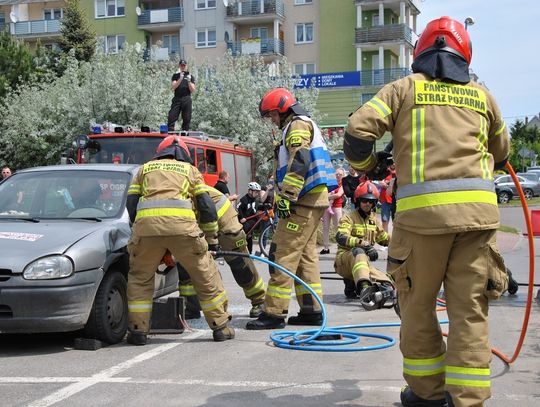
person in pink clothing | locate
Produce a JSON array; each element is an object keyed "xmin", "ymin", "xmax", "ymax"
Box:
[{"xmin": 320, "ymin": 168, "xmax": 345, "ymax": 254}]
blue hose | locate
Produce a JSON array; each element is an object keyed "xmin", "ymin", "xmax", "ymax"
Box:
[{"xmin": 217, "ymin": 250, "xmax": 448, "ymax": 352}]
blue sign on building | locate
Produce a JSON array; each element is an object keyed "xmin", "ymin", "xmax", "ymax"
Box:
[{"xmin": 294, "ymin": 71, "xmax": 361, "ymax": 89}]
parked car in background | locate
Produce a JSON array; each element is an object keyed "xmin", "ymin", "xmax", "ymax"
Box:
[
  {"xmin": 0, "ymin": 165, "xmax": 178, "ymax": 344},
  {"xmin": 518, "ymin": 172, "xmax": 540, "ymax": 184},
  {"xmin": 494, "ymin": 174, "xmax": 540, "ymax": 203}
]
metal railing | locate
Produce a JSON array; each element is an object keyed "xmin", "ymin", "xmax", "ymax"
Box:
[
  {"xmin": 137, "ymin": 7, "xmax": 183, "ymax": 25},
  {"xmin": 360, "ymin": 68, "xmax": 411, "ymax": 87},
  {"xmin": 13, "ymin": 19, "xmax": 61, "ymax": 36},
  {"xmin": 226, "ymin": 0, "xmax": 284, "ymax": 18},
  {"xmin": 226, "ymin": 38, "xmax": 284, "ymax": 56},
  {"xmin": 355, "ymin": 23, "xmax": 414, "ymax": 46}
]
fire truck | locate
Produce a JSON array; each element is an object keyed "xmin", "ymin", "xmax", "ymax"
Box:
[{"xmin": 67, "ymin": 127, "xmax": 254, "ymax": 197}]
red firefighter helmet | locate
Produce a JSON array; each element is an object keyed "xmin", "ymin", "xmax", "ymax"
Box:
[
  {"xmin": 155, "ymin": 135, "xmax": 191, "ymax": 162},
  {"xmin": 414, "ymin": 16, "xmax": 472, "ymax": 65},
  {"xmin": 259, "ymin": 88, "xmax": 296, "ymax": 117},
  {"xmin": 354, "ymin": 180, "xmax": 380, "ymax": 204}
]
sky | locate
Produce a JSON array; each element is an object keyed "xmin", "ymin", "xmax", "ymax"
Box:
[{"xmin": 416, "ymin": 0, "xmax": 540, "ymax": 127}]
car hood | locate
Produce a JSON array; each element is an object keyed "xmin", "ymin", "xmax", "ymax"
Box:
[{"xmin": 0, "ymin": 221, "xmax": 107, "ymax": 272}]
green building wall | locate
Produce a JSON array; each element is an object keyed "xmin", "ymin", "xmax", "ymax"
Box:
[{"xmin": 80, "ymin": 0, "xmax": 144, "ymax": 44}]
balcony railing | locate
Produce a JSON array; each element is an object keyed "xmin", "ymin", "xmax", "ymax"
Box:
[
  {"xmin": 360, "ymin": 68, "xmax": 411, "ymax": 87},
  {"xmin": 355, "ymin": 23, "xmax": 413, "ymax": 46},
  {"xmin": 226, "ymin": 0, "xmax": 284, "ymax": 18},
  {"xmin": 13, "ymin": 19, "xmax": 61, "ymax": 36},
  {"xmin": 137, "ymin": 7, "xmax": 183, "ymax": 25},
  {"xmin": 227, "ymin": 38, "xmax": 284, "ymax": 56}
]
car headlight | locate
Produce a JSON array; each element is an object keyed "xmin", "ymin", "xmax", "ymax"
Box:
[{"xmin": 23, "ymin": 256, "xmax": 74, "ymax": 280}]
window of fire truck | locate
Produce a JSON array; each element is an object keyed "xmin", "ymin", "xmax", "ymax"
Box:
[
  {"xmin": 86, "ymin": 137, "xmax": 159, "ymax": 164},
  {"xmin": 196, "ymin": 148, "xmax": 205, "ymax": 172},
  {"xmin": 206, "ymin": 149, "xmax": 217, "ymax": 173}
]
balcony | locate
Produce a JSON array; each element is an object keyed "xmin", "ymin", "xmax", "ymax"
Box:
[
  {"xmin": 12, "ymin": 19, "xmax": 61, "ymax": 38},
  {"xmin": 226, "ymin": 0, "xmax": 284, "ymax": 24},
  {"xmin": 227, "ymin": 38, "xmax": 284, "ymax": 57},
  {"xmin": 359, "ymin": 68, "xmax": 411, "ymax": 87},
  {"xmin": 137, "ymin": 7, "xmax": 183, "ymax": 32},
  {"xmin": 354, "ymin": 0, "xmax": 420, "ymax": 15},
  {"xmin": 355, "ymin": 23, "xmax": 414, "ymax": 47}
]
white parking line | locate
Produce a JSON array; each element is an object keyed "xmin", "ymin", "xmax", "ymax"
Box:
[{"xmin": 25, "ymin": 330, "xmax": 206, "ymax": 407}]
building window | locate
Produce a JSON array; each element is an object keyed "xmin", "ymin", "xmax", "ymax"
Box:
[
  {"xmin": 95, "ymin": 0, "xmax": 125, "ymax": 18},
  {"xmin": 196, "ymin": 28, "xmax": 216, "ymax": 48},
  {"xmin": 295, "ymin": 23, "xmax": 313, "ymax": 44},
  {"xmin": 294, "ymin": 0, "xmax": 312, "ymax": 4},
  {"xmin": 98, "ymin": 35, "xmax": 126, "ymax": 53},
  {"xmin": 162, "ymin": 34, "xmax": 179, "ymax": 55},
  {"xmin": 44, "ymin": 43, "xmax": 61, "ymax": 52},
  {"xmin": 195, "ymin": 0, "xmax": 216, "ymax": 10},
  {"xmin": 44, "ymin": 8, "xmax": 63, "ymax": 20},
  {"xmin": 294, "ymin": 63, "xmax": 315, "ymax": 75}
]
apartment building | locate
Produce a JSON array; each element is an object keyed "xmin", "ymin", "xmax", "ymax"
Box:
[{"xmin": 0, "ymin": 0, "xmax": 420, "ymax": 131}]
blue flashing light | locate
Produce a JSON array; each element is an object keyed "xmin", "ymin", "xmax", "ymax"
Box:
[
  {"xmin": 159, "ymin": 125, "xmax": 168, "ymax": 134},
  {"xmin": 91, "ymin": 125, "xmax": 102, "ymax": 134}
]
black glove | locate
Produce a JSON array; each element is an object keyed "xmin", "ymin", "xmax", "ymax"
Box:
[
  {"xmin": 276, "ymin": 196, "xmax": 291, "ymax": 218},
  {"xmin": 364, "ymin": 245, "xmax": 379, "ymax": 262},
  {"xmin": 368, "ymin": 151, "xmax": 393, "ymax": 180},
  {"xmin": 208, "ymin": 244, "xmax": 221, "ymax": 253}
]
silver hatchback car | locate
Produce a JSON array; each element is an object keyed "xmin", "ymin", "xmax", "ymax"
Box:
[
  {"xmin": 493, "ymin": 174, "xmax": 540, "ymax": 202},
  {"xmin": 0, "ymin": 165, "xmax": 178, "ymax": 343}
]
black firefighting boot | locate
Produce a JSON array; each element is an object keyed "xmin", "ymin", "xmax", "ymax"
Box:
[
  {"xmin": 400, "ymin": 386, "xmax": 448, "ymax": 406},
  {"xmin": 126, "ymin": 331, "xmax": 148, "ymax": 346},
  {"xmin": 287, "ymin": 311, "xmax": 323, "ymax": 326},
  {"xmin": 212, "ymin": 326, "xmax": 235, "ymax": 342},
  {"xmin": 246, "ymin": 313, "xmax": 286, "ymax": 330},
  {"xmin": 184, "ymin": 295, "xmax": 202, "ymax": 319},
  {"xmin": 343, "ymin": 278, "xmax": 358, "ymax": 299}
]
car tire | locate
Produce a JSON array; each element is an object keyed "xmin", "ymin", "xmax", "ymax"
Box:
[
  {"xmin": 498, "ymin": 191, "xmax": 511, "ymax": 204},
  {"xmin": 523, "ymin": 189, "xmax": 533, "ymax": 200},
  {"xmin": 84, "ymin": 271, "xmax": 128, "ymax": 344}
]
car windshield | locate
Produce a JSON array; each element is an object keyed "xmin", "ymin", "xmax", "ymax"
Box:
[{"xmin": 0, "ymin": 170, "xmax": 131, "ymax": 220}]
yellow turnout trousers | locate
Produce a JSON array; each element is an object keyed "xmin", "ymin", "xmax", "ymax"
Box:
[
  {"xmin": 128, "ymin": 234, "xmax": 230, "ymax": 333},
  {"xmin": 388, "ymin": 227, "xmax": 507, "ymax": 406},
  {"xmin": 264, "ymin": 205, "xmax": 325, "ymax": 318}
]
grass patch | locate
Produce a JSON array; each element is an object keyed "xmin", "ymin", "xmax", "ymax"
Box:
[
  {"xmin": 498, "ymin": 225, "xmax": 520, "ymax": 234},
  {"xmin": 499, "ymin": 197, "xmax": 540, "ymax": 207}
]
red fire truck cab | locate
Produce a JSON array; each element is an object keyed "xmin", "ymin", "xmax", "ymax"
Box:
[{"xmin": 72, "ymin": 129, "xmax": 254, "ymax": 197}]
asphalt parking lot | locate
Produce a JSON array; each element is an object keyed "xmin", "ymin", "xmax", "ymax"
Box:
[{"xmin": 1, "ymin": 207, "xmax": 539, "ymax": 407}]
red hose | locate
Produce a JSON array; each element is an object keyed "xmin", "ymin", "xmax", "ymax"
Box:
[
  {"xmin": 492, "ymin": 163, "xmax": 536, "ymax": 363},
  {"xmin": 437, "ymin": 164, "xmax": 536, "ymax": 364}
]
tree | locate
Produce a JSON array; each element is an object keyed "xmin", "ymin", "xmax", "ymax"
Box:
[
  {"xmin": 0, "ymin": 31, "xmax": 35, "ymax": 99},
  {"xmin": 508, "ymin": 119, "xmax": 540, "ymax": 171},
  {"xmin": 59, "ymin": 0, "xmax": 97, "ymax": 62},
  {"xmin": 0, "ymin": 48, "xmax": 320, "ymax": 175}
]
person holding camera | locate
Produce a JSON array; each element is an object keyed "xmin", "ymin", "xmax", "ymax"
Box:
[{"xmin": 167, "ymin": 59, "xmax": 196, "ymax": 132}]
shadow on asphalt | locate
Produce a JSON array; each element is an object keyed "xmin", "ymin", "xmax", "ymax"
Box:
[
  {"xmin": 194, "ymin": 378, "xmax": 402, "ymax": 407},
  {"xmin": 0, "ymin": 331, "xmax": 80, "ymax": 357}
]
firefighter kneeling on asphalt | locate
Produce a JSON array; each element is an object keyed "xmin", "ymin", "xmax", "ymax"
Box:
[
  {"xmin": 176, "ymin": 184, "xmax": 266, "ymax": 319},
  {"xmin": 126, "ymin": 135, "xmax": 234, "ymax": 345},
  {"xmin": 334, "ymin": 180, "xmax": 395, "ymax": 310}
]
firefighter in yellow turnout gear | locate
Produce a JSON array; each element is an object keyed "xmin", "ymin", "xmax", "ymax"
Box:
[
  {"xmin": 344, "ymin": 17, "xmax": 510, "ymax": 407},
  {"xmin": 334, "ymin": 181, "xmax": 395, "ymax": 310},
  {"xmin": 177, "ymin": 185, "xmax": 266, "ymax": 319},
  {"xmin": 247, "ymin": 88, "xmax": 338, "ymax": 330},
  {"xmin": 126, "ymin": 136, "xmax": 234, "ymax": 345}
]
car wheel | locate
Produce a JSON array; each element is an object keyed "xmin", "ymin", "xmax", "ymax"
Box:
[
  {"xmin": 498, "ymin": 191, "xmax": 511, "ymax": 204},
  {"xmin": 523, "ymin": 189, "xmax": 533, "ymax": 200},
  {"xmin": 84, "ymin": 271, "xmax": 128, "ymax": 344}
]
